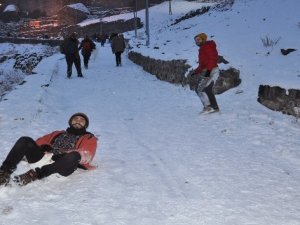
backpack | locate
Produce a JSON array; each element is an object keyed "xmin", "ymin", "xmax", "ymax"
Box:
[{"xmin": 83, "ymin": 41, "xmax": 91, "ymax": 51}]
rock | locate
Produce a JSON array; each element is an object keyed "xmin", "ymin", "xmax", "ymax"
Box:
[
  {"xmin": 280, "ymin": 48, "xmax": 297, "ymax": 55},
  {"xmin": 258, "ymin": 85, "xmax": 300, "ymax": 117}
]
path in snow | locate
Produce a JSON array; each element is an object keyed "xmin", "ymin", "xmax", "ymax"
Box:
[{"xmin": 0, "ymin": 44, "xmax": 300, "ymax": 225}]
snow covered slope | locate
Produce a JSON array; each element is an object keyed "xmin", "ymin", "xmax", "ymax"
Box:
[{"xmin": 0, "ymin": 0, "xmax": 300, "ymax": 224}]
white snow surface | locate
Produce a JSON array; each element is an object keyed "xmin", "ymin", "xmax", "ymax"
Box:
[
  {"xmin": 1, "ymin": 0, "xmax": 300, "ymax": 224},
  {"xmin": 3, "ymin": 4, "xmax": 18, "ymax": 13},
  {"xmin": 67, "ymin": 3, "xmax": 90, "ymax": 14}
]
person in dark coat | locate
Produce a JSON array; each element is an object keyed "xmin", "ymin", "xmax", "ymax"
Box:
[
  {"xmin": 191, "ymin": 33, "xmax": 220, "ymax": 114},
  {"xmin": 60, "ymin": 32, "xmax": 83, "ymax": 78},
  {"xmin": 79, "ymin": 35, "xmax": 96, "ymax": 69},
  {"xmin": 111, "ymin": 33, "xmax": 126, "ymax": 66},
  {"xmin": 0, "ymin": 113, "xmax": 98, "ymax": 187}
]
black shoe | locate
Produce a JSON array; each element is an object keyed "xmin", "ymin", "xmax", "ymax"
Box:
[
  {"xmin": 13, "ymin": 169, "xmax": 39, "ymax": 186},
  {"xmin": 78, "ymin": 74, "xmax": 84, "ymax": 78},
  {"xmin": 0, "ymin": 169, "xmax": 11, "ymax": 186}
]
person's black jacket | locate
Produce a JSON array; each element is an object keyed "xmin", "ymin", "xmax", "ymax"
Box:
[{"xmin": 60, "ymin": 37, "xmax": 80, "ymax": 56}]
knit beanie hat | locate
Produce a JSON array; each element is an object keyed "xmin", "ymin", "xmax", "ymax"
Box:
[
  {"xmin": 69, "ymin": 113, "xmax": 89, "ymax": 128},
  {"xmin": 194, "ymin": 33, "xmax": 207, "ymax": 42}
]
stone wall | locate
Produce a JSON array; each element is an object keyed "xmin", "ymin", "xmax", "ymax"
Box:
[
  {"xmin": 0, "ymin": 37, "xmax": 62, "ymax": 46},
  {"xmin": 128, "ymin": 51, "xmax": 241, "ymax": 94},
  {"xmin": 258, "ymin": 85, "xmax": 300, "ymax": 117},
  {"xmin": 128, "ymin": 51, "xmax": 190, "ymax": 84}
]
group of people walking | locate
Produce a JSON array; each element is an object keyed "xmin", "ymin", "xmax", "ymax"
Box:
[{"xmin": 60, "ymin": 32, "xmax": 126, "ymax": 78}]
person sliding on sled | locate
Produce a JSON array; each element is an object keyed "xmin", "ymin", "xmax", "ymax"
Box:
[
  {"xmin": 191, "ymin": 33, "xmax": 220, "ymax": 114},
  {"xmin": 0, "ymin": 113, "xmax": 98, "ymax": 187}
]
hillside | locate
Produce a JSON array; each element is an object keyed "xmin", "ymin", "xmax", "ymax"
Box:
[{"xmin": 0, "ymin": 0, "xmax": 300, "ymax": 224}]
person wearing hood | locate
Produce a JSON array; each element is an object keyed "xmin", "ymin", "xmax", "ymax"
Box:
[
  {"xmin": 191, "ymin": 33, "xmax": 220, "ymax": 114},
  {"xmin": 60, "ymin": 32, "xmax": 83, "ymax": 78},
  {"xmin": 0, "ymin": 113, "xmax": 98, "ymax": 186}
]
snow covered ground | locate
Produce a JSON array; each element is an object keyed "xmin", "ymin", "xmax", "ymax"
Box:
[{"xmin": 0, "ymin": 0, "xmax": 300, "ymax": 224}]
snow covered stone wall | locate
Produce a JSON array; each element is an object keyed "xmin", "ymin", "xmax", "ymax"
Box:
[
  {"xmin": 128, "ymin": 51, "xmax": 189, "ymax": 84},
  {"xmin": 258, "ymin": 85, "xmax": 300, "ymax": 117},
  {"xmin": 128, "ymin": 51, "xmax": 241, "ymax": 95}
]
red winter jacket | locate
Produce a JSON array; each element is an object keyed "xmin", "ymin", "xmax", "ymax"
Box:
[
  {"xmin": 35, "ymin": 130, "xmax": 98, "ymax": 170},
  {"xmin": 194, "ymin": 40, "xmax": 218, "ymax": 74}
]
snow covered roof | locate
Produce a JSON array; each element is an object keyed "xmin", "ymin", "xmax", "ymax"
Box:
[
  {"xmin": 3, "ymin": 4, "xmax": 18, "ymax": 13},
  {"xmin": 67, "ymin": 3, "xmax": 90, "ymax": 14}
]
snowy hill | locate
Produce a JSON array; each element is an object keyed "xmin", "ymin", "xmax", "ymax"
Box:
[{"xmin": 0, "ymin": 0, "xmax": 300, "ymax": 224}]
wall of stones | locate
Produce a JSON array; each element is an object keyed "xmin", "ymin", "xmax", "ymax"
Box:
[
  {"xmin": 128, "ymin": 51, "xmax": 190, "ymax": 85},
  {"xmin": 128, "ymin": 51, "xmax": 241, "ymax": 95},
  {"xmin": 258, "ymin": 85, "xmax": 300, "ymax": 117},
  {"xmin": 0, "ymin": 37, "xmax": 62, "ymax": 46}
]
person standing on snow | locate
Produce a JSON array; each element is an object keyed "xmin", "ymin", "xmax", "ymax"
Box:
[
  {"xmin": 0, "ymin": 113, "xmax": 98, "ymax": 186},
  {"xmin": 111, "ymin": 33, "xmax": 126, "ymax": 66},
  {"xmin": 191, "ymin": 33, "xmax": 220, "ymax": 114},
  {"xmin": 79, "ymin": 35, "xmax": 96, "ymax": 69},
  {"xmin": 60, "ymin": 32, "xmax": 83, "ymax": 78}
]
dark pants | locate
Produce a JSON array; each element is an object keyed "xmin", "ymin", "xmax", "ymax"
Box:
[
  {"xmin": 115, "ymin": 52, "xmax": 122, "ymax": 66},
  {"xmin": 196, "ymin": 78, "xmax": 219, "ymax": 110},
  {"xmin": 203, "ymin": 81, "xmax": 219, "ymax": 109},
  {"xmin": 82, "ymin": 52, "xmax": 91, "ymax": 68},
  {"xmin": 66, "ymin": 54, "xmax": 82, "ymax": 77},
  {"xmin": 0, "ymin": 137, "xmax": 81, "ymax": 177}
]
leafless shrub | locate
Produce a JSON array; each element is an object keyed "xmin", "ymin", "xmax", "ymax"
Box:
[{"xmin": 261, "ymin": 35, "xmax": 281, "ymax": 48}]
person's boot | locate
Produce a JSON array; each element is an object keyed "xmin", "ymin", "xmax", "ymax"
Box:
[
  {"xmin": 13, "ymin": 169, "xmax": 39, "ymax": 186},
  {"xmin": 0, "ymin": 169, "xmax": 11, "ymax": 186},
  {"xmin": 200, "ymin": 105, "xmax": 220, "ymax": 115},
  {"xmin": 67, "ymin": 73, "xmax": 71, "ymax": 79}
]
